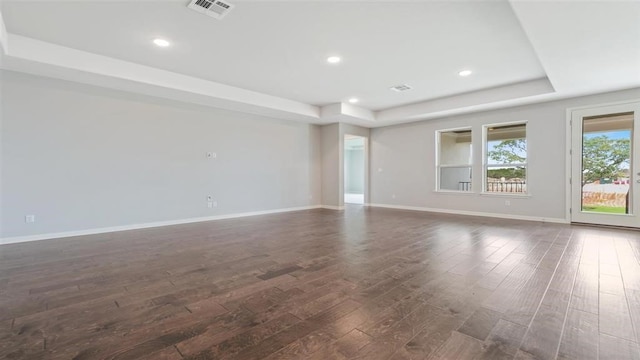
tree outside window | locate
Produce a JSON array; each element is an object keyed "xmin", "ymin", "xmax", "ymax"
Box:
[{"xmin": 484, "ymin": 123, "xmax": 527, "ymax": 193}]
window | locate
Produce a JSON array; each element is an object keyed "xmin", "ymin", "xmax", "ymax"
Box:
[
  {"xmin": 437, "ymin": 128, "xmax": 472, "ymax": 191},
  {"xmin": 484, "ymin": 122, "xmax": 527, "ymax": 194}
]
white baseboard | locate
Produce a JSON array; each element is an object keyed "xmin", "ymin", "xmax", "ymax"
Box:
[
  {"xmin": 320, "ymin": 205, "xmax": 345, "ymax": 210},
  {"xmin": 367, "ymin": 203, "xmax": 569, "ymax": 224},
  {"xmin": 0, "ymin": 203, "xmax": 568, "ymax": 246},
  {"xmin": 0, "ymin": 205, "xmax": 323, "ymax": 245}
]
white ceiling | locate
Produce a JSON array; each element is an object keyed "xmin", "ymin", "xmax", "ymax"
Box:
[{"xmin": 1, "ymin": 0, "xmax": 639, "ymax": 127}]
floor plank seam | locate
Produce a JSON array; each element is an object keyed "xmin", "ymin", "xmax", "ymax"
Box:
[
  {"xmin": 617, "ymin": 240, "xmax": 640, "ymax": 348},
  {"xmin": 173, "ymin": 344, "xmax": 185, "ymax": 358},
  {"xmin": 355, "ymin": 327, "xmax": 375, "ymax": 339},
  {"xmin": 552, "ymin": 234, "xmax": 583, "ymax": 360},
  {"xmin": 514, "ymin": 232, "xmax": 570, "ymax": 358}
]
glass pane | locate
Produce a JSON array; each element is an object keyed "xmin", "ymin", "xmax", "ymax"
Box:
[
  {"xmin": 440, "ymin": 166, "xmax": 472, "ymax": 191},
  {"xmin": 440, "ymin": 130, "xmax": 472, "ymax": 166},
  {"xmin": 486, "ymin": 166, "xmax": 526, "ymax": 193},
  {"xmin": 486, "ymin": 124, "xmax": 527, "ymax": 165},
  {"xmin": 581, "ymin": 112, "xmax": 633, "ymax": 214}
]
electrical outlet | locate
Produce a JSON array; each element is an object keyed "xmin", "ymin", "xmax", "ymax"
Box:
[
  {"xmin": 25, "ymin": 215, "xmax": 35, "ymax": 223},
  {"xmin": 207, "ymin": 201, "xmax": 213, "ymax": 208},
  {"xmin": 213, "ymin": 201, "xmax": 218, "ymax": 207}
]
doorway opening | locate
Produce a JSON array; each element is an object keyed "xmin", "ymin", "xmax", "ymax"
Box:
[{"xmin": 344, "ymin": 135, "xmax": 365, "ymax": 204}]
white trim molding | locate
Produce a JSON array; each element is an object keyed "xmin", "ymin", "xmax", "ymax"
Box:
[
  {"xmin": 368, "ymin": 203, "xmax": 568, "ymax": 224},
  {"xmin": 321, "ymin": 205, "xmax": 345, "ymax": 210},
  {"xmin": 3, "ymin": 34, "xmax": 321, "ymax": 123},
  {"xmin": 565, "ymin": 107, "xmax": 573, "ymax": 224},
  {"xmin": 0, "ymin": 205, "xmax": 323, "ymax": 245}
]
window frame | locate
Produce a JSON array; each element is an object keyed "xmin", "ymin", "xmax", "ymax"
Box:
[
  {"xmin": 435, "ymin": 127, "xmax": 473, "ymax": 193},
  {"xmin": 482, "ymin": 121, "xmax": 529, "ymax": 195}
]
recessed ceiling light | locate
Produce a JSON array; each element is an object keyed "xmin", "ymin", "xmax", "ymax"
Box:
[
  {"xmin": 458, "ymin": 69, "xmax": 473, "ymax": 77},
  {"xmin": 348, "ymin": 98, "xmax": 359, "ymax": 104},
  {"xmin": 153, "ymin": 38, "xmax": 171, "ymax": 47},
  {"xmin": 326, "ymin": 56, "xmax": 341, "ymax": 64}
]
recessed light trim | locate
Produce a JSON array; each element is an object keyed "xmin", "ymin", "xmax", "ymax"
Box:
[
  {"xmin": 348, "ymin": 98, "xmax": 359, "ymax": 104},
  {"xmin": 326, "ymin": 56, "xmax": 341, "ymax": 64},
  {"xmin": 153, "ymin": 38, "xmax": 171, "ymax": 47},
  {"xmin": 458, "ymin": 69, "xmax": 473, "ymax": 77}
]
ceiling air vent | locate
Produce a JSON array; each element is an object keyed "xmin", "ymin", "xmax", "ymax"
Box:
[
  {"xmin": 390, "ymin": 84, "xmax": 413, "ymax": 92},
  {"xmin": 187, "ymin": 0, "xmax": 235, "ymax": 19}
]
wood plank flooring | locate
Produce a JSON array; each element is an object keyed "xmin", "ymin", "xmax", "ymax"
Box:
[{"xmin": 1, "ymin": 206, "xmax": 640, "ymax": 359}]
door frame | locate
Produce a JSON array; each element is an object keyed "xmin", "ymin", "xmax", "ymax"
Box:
[{"xmin": 566, "ymin": 99, "xmax": 640, "ymax": 227}]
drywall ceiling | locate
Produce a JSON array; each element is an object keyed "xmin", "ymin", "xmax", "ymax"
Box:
[{"xmin": 1, "ymin": 1, "xmax": 639, "ymax": 127}]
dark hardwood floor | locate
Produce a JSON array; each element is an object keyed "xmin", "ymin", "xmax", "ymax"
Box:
[{"xmin": 1, "ymin": 206, "xmax": 640, "ymax": 360}]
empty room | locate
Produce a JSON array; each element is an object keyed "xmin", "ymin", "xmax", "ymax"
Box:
[{"xmin": 1, "ymin": 1, "xmax": 640, "ymax": 359}]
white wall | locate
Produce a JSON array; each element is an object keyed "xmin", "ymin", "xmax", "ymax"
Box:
[
  {"xmin": 3, "ymin": 70, "xmax": 639, "ymax": 240},
  {"xmin": 320, "ymin": 123, "xmax": 340, "ymax": 207},
  {"xmin": 0, "ymin": 71, "xmax": 322, "ymax": 239},
  {"xmin": 345, "ymin": 145, "xmax": 364, "ymax": 194},
  {"xmin": 0, "ymin": 9, "xmax": 7, "ymax": 55},
  {"xmin": 370, "ymin": 87, "xmax": 640, "ymax": 221}
]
